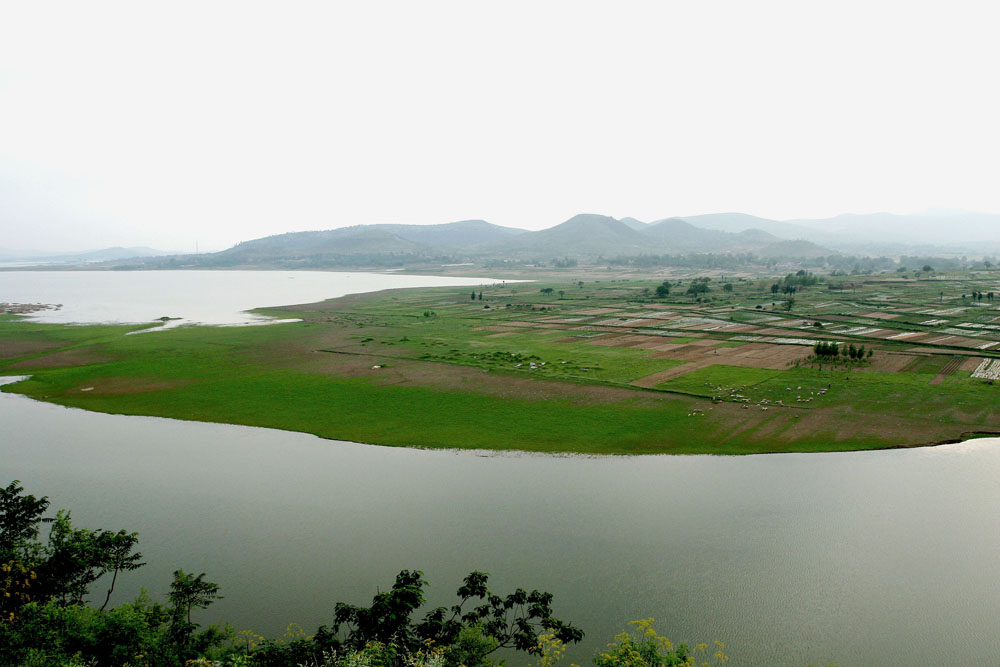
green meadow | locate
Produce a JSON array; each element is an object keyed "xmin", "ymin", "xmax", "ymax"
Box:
[{"xmin": 4, "ymin": 269, "xmax": 1000, "ymax": 454}]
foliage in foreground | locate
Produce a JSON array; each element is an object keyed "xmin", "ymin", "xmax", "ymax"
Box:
[
  {"xmin": 2, "ymin": 480, "xmax": 740, "ymax": 666},
  {"xmin": 1, "ymin": 480, "xmax": 584, "ymax": 667},
  {"xmin": 593, "ymin": 619, "xmax": 727, "ymax": 667}
]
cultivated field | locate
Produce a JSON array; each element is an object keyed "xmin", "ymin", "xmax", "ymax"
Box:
[{"xmin": 3, "ymin": 268, "xmax": 1000, "ymax": 454}]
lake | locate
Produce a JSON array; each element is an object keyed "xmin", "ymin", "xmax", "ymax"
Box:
[
  {"xmin": 3, "ymin": 271, "xmax": 1000, "ymax": 665},
  {"xmin": 0, "ymin": 269, "xmax": 508, "ymax": 327}
]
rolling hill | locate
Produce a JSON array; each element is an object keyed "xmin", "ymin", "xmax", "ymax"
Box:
[{"xmin": 487, "ymin": 214, "xmax": 652, "ymax": 256}]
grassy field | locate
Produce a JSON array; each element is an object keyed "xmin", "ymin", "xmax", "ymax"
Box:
[{"xmin": 4, "ymin": 268, "xmax": 1000, "ymax": 454}]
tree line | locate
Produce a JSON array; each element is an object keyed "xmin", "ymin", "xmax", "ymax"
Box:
[
  {"xmin": 0, "ymin": 480, "xmax": 592, "ymax": 667},
  {"xmin": 812, "ymin": 341, "xmax": 872, "ymax": 361}
]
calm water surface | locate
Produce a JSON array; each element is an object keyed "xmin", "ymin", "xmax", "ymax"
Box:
[
  {"xmin": 4, "ymin": 381, "xmax": 1000, "ymax": 666},
  {"xmin": 0, "ymin": 270, "xmax": 507, "ymax": 327},
  {"xmin": 2, "ymin": 272, "xmax": 1000, "ymax": 665}
]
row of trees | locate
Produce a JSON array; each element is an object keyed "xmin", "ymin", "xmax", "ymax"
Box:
[{"xmin": 812, "ymin": 342, "xmax": 872, "ymax": 360}]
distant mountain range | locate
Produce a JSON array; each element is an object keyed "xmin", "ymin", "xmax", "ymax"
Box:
[
  {"xmin": 11, "ymin": 209, "xmax": 1000, "ymax": 271},
  {"xmin": 212, "ymin": 210, "xmax": 1000, "ymax": 266},
  {"xmin": 678, "ymin": 210, "xmax": 1000, "ymax": 253},
  {"xmin": 0, "ymin": 246, "xmax": 170, "ymax": 264},
  {"xmin": 219, "ymin": 220, "xmax": 525, "ymax": 261},
  {"xmin": 209, "ymin": 213, "xmax": 831, "ymax": 265}
]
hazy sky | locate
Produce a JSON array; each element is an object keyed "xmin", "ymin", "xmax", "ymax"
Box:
[{"xmin": 2, "ymin": 1, "xmax": 999, "ymax": 252}]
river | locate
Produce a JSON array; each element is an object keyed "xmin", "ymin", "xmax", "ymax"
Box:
[{"xmin": 2, "ymin": 271, "xmax": 1000, "ymax": 665}]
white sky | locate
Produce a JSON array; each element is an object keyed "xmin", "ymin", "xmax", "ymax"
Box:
[{"xmin": 2, "ymin": 1, "xmax": 999, "ymax": 252}]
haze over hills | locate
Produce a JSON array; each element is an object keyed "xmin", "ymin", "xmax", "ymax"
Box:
[
  {"xmin": 678, "ymin": 213, "xmax": 818, "ymax": 241},
  {"xmin": 488, "ymin": 214, "xmax": 652, "ymax": 255},
  {"xmin": 219, "ymin": 220, "xmax": 527, "ymax": 261},
  {"xmin": 14, "ymin": 209, "xmax": 1000, "ymax": 271},
  {"xmin": 683, "ymin": 210, "xmax": 1000, "ymax": 253},
  {"xmin": 104, "ymin": 213, "xmax": 838, "ymax": 270},
  {"xmin": 215, "ymin": 212, "xmax": 830, "ymax": 263},
  {"xmin": 641, "ymin": 218, "xmax": 781, "ymax": 252},
  {"xmin": 0, "ymin": 246, "xmax": 170, "ymax": 263},
  {"xmin": 784, "ymin": 210, "xmax": 1000, "ymax": 248}
]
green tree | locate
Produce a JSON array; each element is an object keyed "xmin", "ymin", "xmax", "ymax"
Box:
[
  {"xmin": 99, "ymin": 530, "xmax": 144, "ymax": 611},
  {"xmin": 169, "ymin": 570, "xmax": 222, "ymax": 626},
  {"xmin": 686, "ymin": 278, "xmax": 710, "ymax": 298},
  {"xmin": 167, "ymin": 570, "xmax": 223, "ymax": 660},
  {"xmin": 0, "ymin": 480, "xmax": 50, "ymax": 562},
  {"xmin": 38, "ymin": 511, "xmax": 107, "ymax": 605},
  {"xmin": 593, "ymin": 619, "xmax": 727, "ymax": 667},
  {"xmin": 655, "ymin": 282, "xmax": 671, "ymax": 298},
  {"xmin": 322, "ymin": 570, "xmax": 583, "ymax": 659}
]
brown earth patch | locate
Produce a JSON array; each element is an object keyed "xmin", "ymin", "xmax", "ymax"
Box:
[
  {"xmin": 930, "ymin": 356, "xmax": 964, "ymax": 385},
  {"xmin": 630, "ymin": 362, "xmax": 711, "ymax": 387},
  {"xmin": 627, "ymin": 340, "xmax": 673, "ymax": 351},
  {"xmin": 773, "ymin": 405, "xmax": 987, "ymax": 448},
  {"xmin": 9, "ymin": 347, "xmax": 117, "ymax": 369},
  {"xmin": 650, "ymin": 342, "xmax": 812, "ymax": 369},
  {"xmin": 613, "ymin": 335, "xmax": 654, "ymax": 346},
  {"xmin": 755, "ymin": 327, "xmax": 801, "ymax": 336},
  {"xmin": 0, "ymin": 339, "xmax": 64, "ymax": 361},
  {"xmin": 301, "ymin": 349, "xmax": 692, "ymax": 407},
  {"xmin": 651, "ymin": 344, "xmax": 707, "ymax": 360},
  {"xmin": 501, "ymin": 320, "xmax": 547, "ymax": 328},
  {"xmin": 952, "ymin": 337, "xmax": 990, "ymax": 348},
  {"xmin": 264, "ymin": 327, "xmax": 694, "ymax": 408},
  {"xmin": 585, "ymin": 334, "xmax": 634, "ymax": 347},
  {"xmin": 720, "ymin": 348, "xmax": 811, "ymax": 369},
  {"xmin": 617, "ymin": 318, "xmax": 667, "ymax": 327},
  {"xmin": 868, "ymin": 352, "xmax": 920, "ymax": 373},
  {"xmin": 75, "ymin": 376, "xmax": 190, "ymax": 395},
  {"xmin": 960, "ymin": 356, "xmax": 986, "ymax": 372},
  {"xmin": 472, "ymin": 326, "xmax": 519, "ymax": 332},
  {"xmin": 571, "ymin": 308, "xmax": 627, "ymax": 315},
  {"xmin": 922, "ymin": 335, "xmax": 958, "ymax": 345}
]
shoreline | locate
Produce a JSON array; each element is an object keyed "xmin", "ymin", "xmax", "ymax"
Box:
[
  {"xmin": 4, "ymin": 270, "xmax": 1000, "ymax": 456},
  {"xmin": 3, "ymin": 373, "xmax": 999, "ymax": 458}
]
